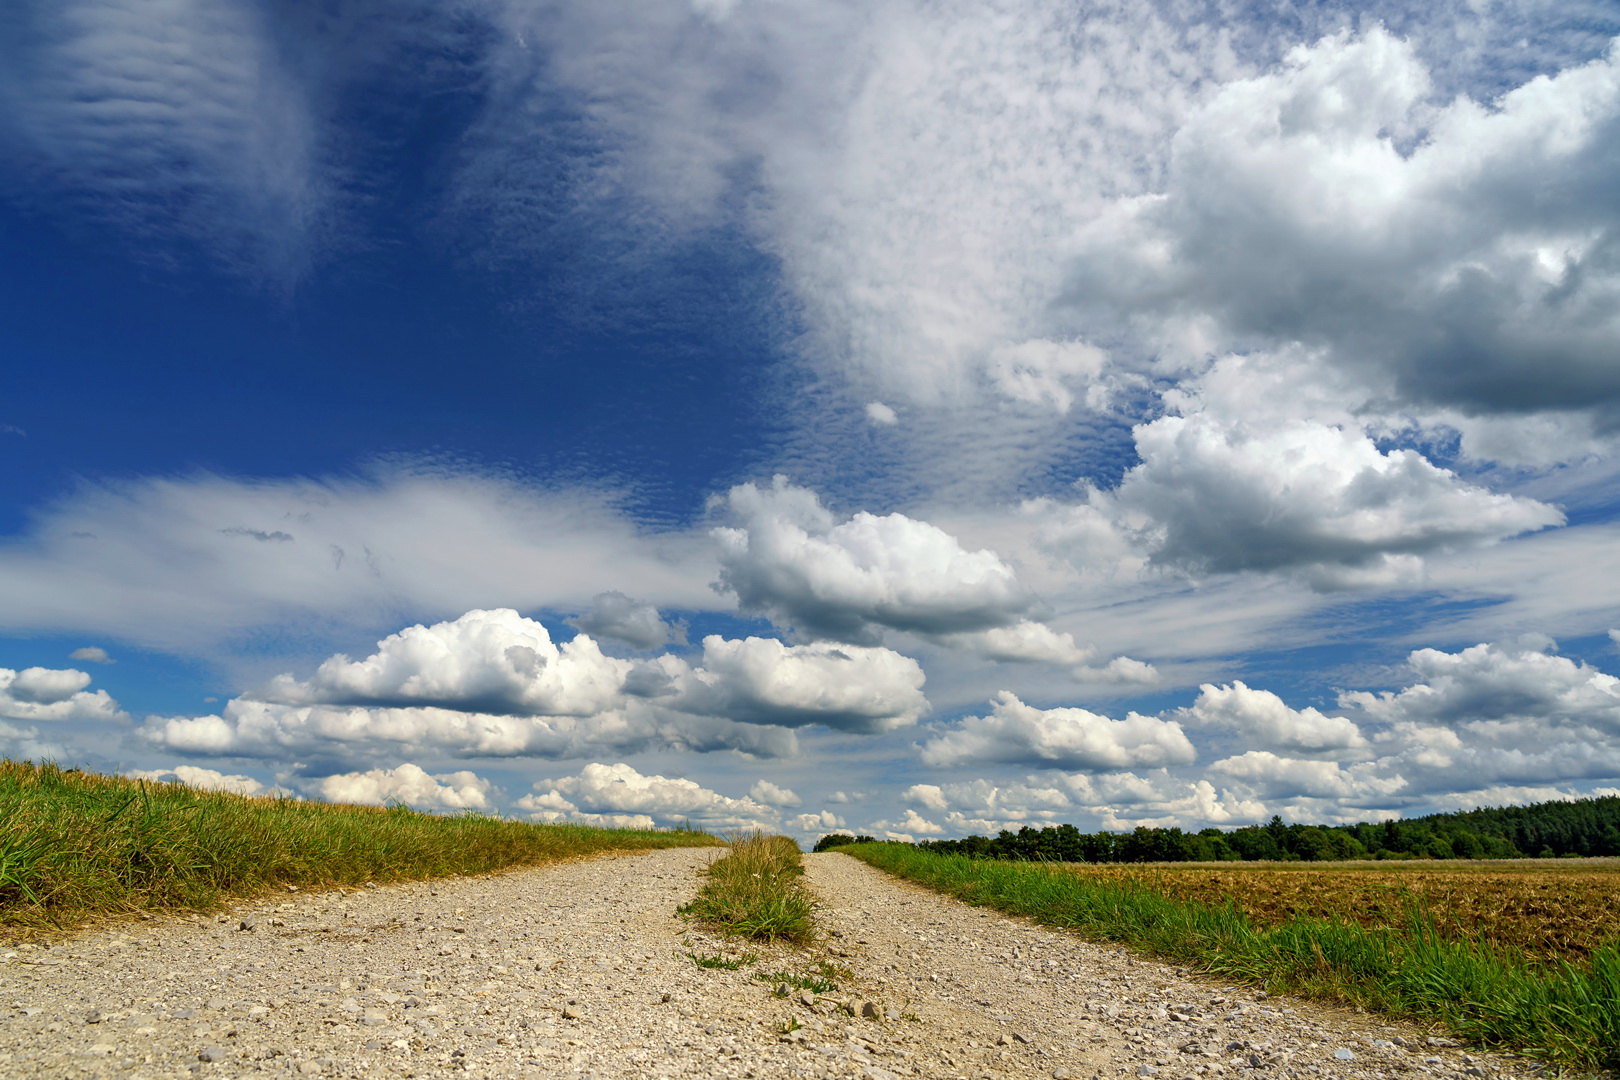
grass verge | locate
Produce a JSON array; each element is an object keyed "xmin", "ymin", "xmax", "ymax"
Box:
[
  {"xmin": 678, "ymin": 833, "xmax": 815, "ymax": 943},
  {"xmin": 846, "ymin": 842, "xmax": 1620, "ymax": 1074},
  {"xmin": 0, "ymin": 759, "xmax": 718, "ymax": 932}
]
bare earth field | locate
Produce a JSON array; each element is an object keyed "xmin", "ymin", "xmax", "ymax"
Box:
[
  {"xmin": 1051, "ymin": 858, "xmax": 1620, "ymax": 962},
  {"xmin": 0, "ymin": 849, "xmax": 1552, "ymax": 1080}
]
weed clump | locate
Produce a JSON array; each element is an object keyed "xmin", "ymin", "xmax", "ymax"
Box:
[{"xmin": 679, "ymin": 833, "xmax": 815, "ymax": 943}]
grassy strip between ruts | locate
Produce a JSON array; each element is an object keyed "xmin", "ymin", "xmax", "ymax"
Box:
[
  {"xmin": 678, "ymin": 833, "xmax": 815, "ymax": 944},
  {"xmin": 844, "ymin": 842, "xmax": 1620, "ymax": 1074},
  {"xmin": 0, "ymin": 760, "xmax": 719, "ymax": 932}
]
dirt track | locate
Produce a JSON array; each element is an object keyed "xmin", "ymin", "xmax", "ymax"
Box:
[{"xmin": 0, "ymin": 849, "xmax": 1541, "ymax": 1079}]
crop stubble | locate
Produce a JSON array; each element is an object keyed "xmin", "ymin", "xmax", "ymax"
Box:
[{"xmin": 1055, "ymin": 858, "xmax": 1620, "ymax": 963}]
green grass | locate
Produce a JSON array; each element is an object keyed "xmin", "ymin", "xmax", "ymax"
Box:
[
  {"xmin": 845, "ymin": 842, "xmax": 1620, "ymax": 1074},
  {"xmin": 0, "ymin": 759, "xmax": 718, "ymax": 932},
  {"xmin": 678, "ymin": 833, "xmax": 815, "ymax": 943},
  {"xmin": 756, "ymin": 958, "xmax": 845, "ymax": 994}
]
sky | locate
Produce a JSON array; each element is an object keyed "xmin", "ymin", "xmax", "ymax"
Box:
[{"xmin": 4, "ymin": 0, "xmax": 1620, "ymax": 844}]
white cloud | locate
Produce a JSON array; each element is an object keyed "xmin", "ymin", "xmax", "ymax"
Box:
[
  {"xmin": 1103, "ymin": 411, "xmax": 1562, "ymax": 588},
  {"xmin": 864, "ymin": 402, "xmax": 898, "ymax": 426},
  {"xmin": 920, "ymin": 691, "xmax": 1196, "ymax": 770},
  {"xmin": 0, "ymin": 666, "xmax": 125, "ymax": 723},
  {"xmin": 68, "ymin": 646, "xmax": 113, "ymax": 664},
  {"xmin": 568, "ymin": 591, "xmax": 686, "ymax": 650},
  {"xmin": 311, "ymin": 763, "xmax": 496, "ymax": 812},
  {"xmin": 946, "ymin": 621, "xmax": 1158, "ymax": 683},
  {"xmin": 1208, "ymin": 751, "xmax": 1404, "ymax": 803},
  {"xmin": 748, "ymin": 780, "xmax": 801, "ymax": 807},
  {"xmin": 1067, "ymin": 27, "xmax": 1620, "ymax": 450},
  {"xmin": 518, "ymin": 761, "xmax": 777, "ymax": 831},
  {"xmin": 140, "ymin": 696, "xmax": 797, "ymax": 763},
  {"xmin": 256, "ymin": 608, "xmax": 631, "ymax": 718},
  {"xmin": 715, "ymin": 478, "xmax": 1033, "ymax": 643},
  {"xmin": 1344, "ymin": 637, "xmax": 1620, "ymax": 733},
  {"xmin": 127, "ymin": 764, "xmax": 271, "ymax": 797},
  {"xmin": 657, "ymin": 635, "xmax": 928, "ymax": 734},
  {"xmin": 0, "ymin": 468, "xmax": 716, "ymax": 651},
  {"xmin": 790, "ymin": 809, "xmax": 846, "ymax": 832},
  {"xmin": 1182, "ymin": 681, "xmax": 1367, "ymax": 753}
]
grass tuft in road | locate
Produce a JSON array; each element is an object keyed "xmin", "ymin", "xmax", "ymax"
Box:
[
  {"xmin": 679, "ymin": 833, "xmax": 815, "ymax": 943},
  {"xmin": 846, "ymin": 842, "xmax": 1620, "ymax": 1073},
  {"xmin": 0, "ymin": 759, "xmax": 718, "ymax": 933}
]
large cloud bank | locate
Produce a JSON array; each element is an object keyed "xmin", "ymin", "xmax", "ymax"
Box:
[{"xmin": 143, "ymin": 608, "xmax": 929, "ymax": 764}]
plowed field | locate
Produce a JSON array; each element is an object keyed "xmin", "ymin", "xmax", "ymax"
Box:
[{"xmin": 1059, "ymin": 859, "xmax": 1620, "ymax": 963}]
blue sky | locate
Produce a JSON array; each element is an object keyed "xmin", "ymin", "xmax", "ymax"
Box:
[{"xmin": 5, "ymin": 0, "xmax": 1620, "ymax": 839}]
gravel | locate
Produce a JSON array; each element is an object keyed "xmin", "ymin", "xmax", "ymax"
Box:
[{"xmin": 0, "ymin": 849, "xmax": 1546, "ymax": 1079}]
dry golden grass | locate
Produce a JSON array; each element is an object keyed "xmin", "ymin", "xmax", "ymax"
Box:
[{"xmin": 1054, "ymin": 858, "xmax": 1620, "ymax": 962}]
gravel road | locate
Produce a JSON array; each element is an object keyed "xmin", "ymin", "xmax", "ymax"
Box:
[{"xmin": 0, "ymin": 849, "xmax": 1545, "ymax": 1080}]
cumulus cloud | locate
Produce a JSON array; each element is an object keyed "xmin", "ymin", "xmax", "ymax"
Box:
[
  {"xmin": 714, "ymin": 478, "xmax": 1033, "ymax": 643},
  {"xmin": 126, "ymin": 764, "xmax": 271, "ymax": 797},
  {"xmin": 920, "ymin": 691, "xmax": 1196, "ymax": 770},
  {"xmin": 1208, "ymin": 751, "xmax": 1404, "ymax": 804},
  {"xmin": 1068, "ymin": 26, "xmax": 1620, "ymax": 447},
  {"xmin": 902, "ymin": 772, "xmax": 1265, "ymax": 834},
  {"xmin": 141, "ymin": 609, "xmax": 934, "ymax": 767},
  {"xmin": 946, "ymin": 621, "xmax": 1159, "ymax": 684},
  {"xmin": 655, "ymin": 635, "xmax": 928, "ymax": 734},
  {"xmin": 518, "ymin": 762, "xmax": 777, "ymax": 831},
  {"xmin": 748, "ymin": 780, "xmax": 801, "ymax": 807},
  {"xmin": 0, "ymin": 666, "xmax": 125, "ymax": 723},
  {"xmin": 255, "ymin": 609, "xmax": 630, "ymax": 717},
  {"xmin": 569, "ymin": 591, "xmax": 687, "ymax": 650},
  {"xmin": 311, "ymin": 763, "xmax": 496, "ymax": 811},
  {"xmin": 68, "ymin": 646, "xmax": 113, "ymax": 664},
  {"xmin": 1345, "ymin": 636, "xmax": 1620, "ymax": 732},
  {"xmin": 791, "ymin": 809, "xmax": 846, "ymax": 832},
  {"xmin": 1103, "ymin": 411, "xmax": 1562, "ymax": 588},
  {"xmin": 1181, "ymin": 681, "xmax": 1367, "ymax": 753},
  {"xmin": 140, "ymin": 695, "xmax": 798, "ymax": 763}
]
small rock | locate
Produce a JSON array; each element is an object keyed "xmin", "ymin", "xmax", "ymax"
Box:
[
  {"xmin": 660, "ymin": 993, "xmax": 672, "ymax": 1003},
  {"xmin": 1465, "ymin": 1069, "xmax": 1487, "ymax": 1077},
  {"xmin": 1053, "ymin": 1071, "xmax": 1072, "ymax": 1080},
  {"xmin": 297, "ymin": 1061, "xmax": 323, "ymax": 1075},
  {"xmin": 1427, "ymin": 1037, "xmax": 1459, "ymax": 1048},
  {"xmin": 1334, "ymin": 1048, "xmax": 1356, "ymax": 1060},
  {"xmin": 798, "ymin": 990, "xmax": 816, "ymax": 1008},
  {"xmin": 860, "ymin": 1000, "xmax": 881, "ymax": 1020},
  {"xmin": 237, "ymin": 918, "xmax": 257, "ymax": 932},
  {"xmin": 85, "ymin": 1009, "xmax": 105, "ymax": 1024},
  {"xmin": 996, "ymin": 1035, "xmax": 1011, "ymax": 1047},
  {"xmin": 198, "ymin": 1046, "xmax": 228, "ymax": 1063},
  {"xmin": 86, "ymin": 1043, "xmax": 116, "ymax": 1056},
  {"xmin": 205, "ymin": 997, "xmax": 227, "ymax": 1011},
  {"xmin": 1137, "ymin": 1067, "xmax": 1159, "ymax": 1077},
  {"xmin": 561, "ymin": 1006, "xmax": 580, "ymax": 1020},
  {"xmin": 1425, "ymin": 1056, "xmax": 1444, "ymax": 1064},
  {"xmin": 1012, "ymin": 1032, "xmax": 1032, "ymax": 1044}
]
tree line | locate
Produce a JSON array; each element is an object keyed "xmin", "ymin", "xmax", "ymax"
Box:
[{"xmin": 813, "ymin": 794, "xmax": 1620, "ymax": 862}]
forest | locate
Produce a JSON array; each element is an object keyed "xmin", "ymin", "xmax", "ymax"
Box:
[{"xmin": 813, "ymin": 794, "xmax": 1620, "ymax": 862}]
